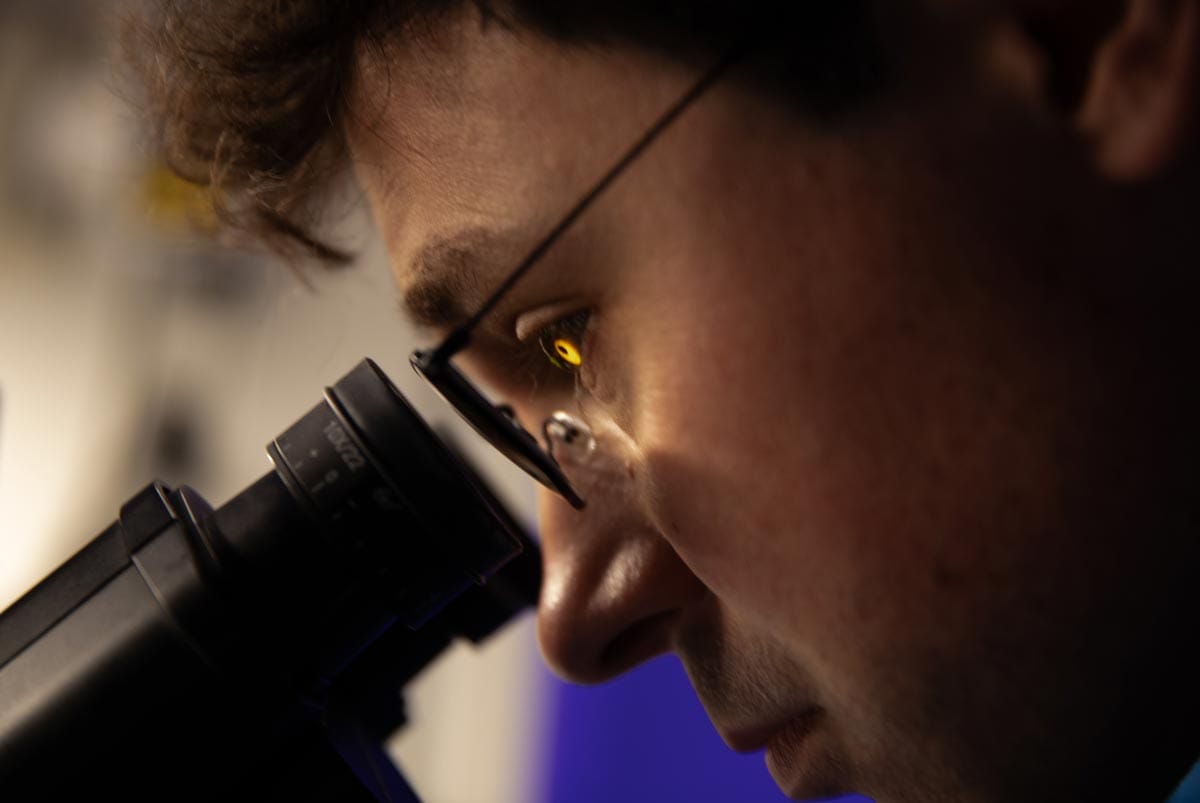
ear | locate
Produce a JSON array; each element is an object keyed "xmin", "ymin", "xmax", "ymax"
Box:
[{"xmin": 1077, "ymin": 0, "xmax": 1200, "ymax": 180}]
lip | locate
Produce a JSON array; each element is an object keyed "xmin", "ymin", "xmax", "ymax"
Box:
[
  {"xmin": 720, "ymin": 706, "xmax": 821, "ymax": 754},
  {"xmin": 722, "ymin": 722, "xmax": 781, "ymax": 754}
]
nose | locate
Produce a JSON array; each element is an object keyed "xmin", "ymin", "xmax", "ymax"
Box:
[{"xmin": 534, "ymin": 422, "xmax": 706, "ymax": 684}]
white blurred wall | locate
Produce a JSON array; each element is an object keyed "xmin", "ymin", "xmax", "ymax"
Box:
[{"xmin": 0, "ymin": 5, "xmax": 546, "ymax": 801}]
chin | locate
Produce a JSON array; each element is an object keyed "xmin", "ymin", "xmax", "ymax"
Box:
[{"xmin": 763, "ymin": 716, "xmax": 857, "ymax": 802}]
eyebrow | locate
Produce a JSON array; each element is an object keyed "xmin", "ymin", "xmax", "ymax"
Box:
[
  {"xmin": 400, "ymin": 227, "xmax": 516, "ymax": 330},
  {"xmin": 401, "ymin": 49, "xmax": 741, "ymax": 335}
]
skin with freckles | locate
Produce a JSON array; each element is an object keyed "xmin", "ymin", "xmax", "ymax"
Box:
[{"xmin": 347, "ymin": 2, "xmax": 1200, "ymax": 801}]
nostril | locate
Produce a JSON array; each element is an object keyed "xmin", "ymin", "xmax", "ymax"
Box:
[
  {"xmin": 539, "ymin": 607, "xmax": 677, "ymax": 685},
  {"xmin": 596, "ymin": 610, "xmax": 678, "ymax": 678}
]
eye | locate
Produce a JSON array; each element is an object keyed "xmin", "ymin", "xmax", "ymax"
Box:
[{"xmin": 536, "ymin": 309, "xmax": 591, "ymax": 372}]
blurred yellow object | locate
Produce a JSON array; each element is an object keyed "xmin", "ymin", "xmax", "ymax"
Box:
[
  {"xmin": 552, "ymin": 337, "xmax": 583, "ymax": 367},
  {"xmin": 143, "ymin": 166, "xmax": 217, "ymax": 232}
]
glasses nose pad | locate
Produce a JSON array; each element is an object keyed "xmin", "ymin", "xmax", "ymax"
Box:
[{"xmin": 542, "ymin": 410, "xmax": 597, "ymax": 469}]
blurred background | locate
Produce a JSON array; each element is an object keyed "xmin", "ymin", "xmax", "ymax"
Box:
[{"xmin": 0, "ymin": 3, "xmax": 861, "ymax": 801}]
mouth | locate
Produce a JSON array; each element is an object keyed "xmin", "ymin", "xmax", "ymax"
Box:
[
  {"xmin": 719, "ymin": 706, "xmax": 821, "ymax": 754},
  {"xmin": 720, "ymin": 707, "xmax": 828, "ymax": 799}
]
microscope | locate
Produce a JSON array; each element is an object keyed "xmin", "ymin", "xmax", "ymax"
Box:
[{"xmin": 0, "ymin": 359, "xmax": 539, "ymax": 801}]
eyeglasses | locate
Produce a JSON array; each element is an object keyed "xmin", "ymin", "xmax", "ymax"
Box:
[{"xmin": 410, "ymin": 51, "xmax": 739, "ymax": 510}]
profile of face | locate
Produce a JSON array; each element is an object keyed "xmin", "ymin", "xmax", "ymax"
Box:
[{"xmin": 347, "ymin": 2, "xmax": 1200, "ymax": 801}]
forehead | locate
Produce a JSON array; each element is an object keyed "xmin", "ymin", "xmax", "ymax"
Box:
[{"xmin": 347, "ymin": 7, "xmax": 696, "ymax": 308}]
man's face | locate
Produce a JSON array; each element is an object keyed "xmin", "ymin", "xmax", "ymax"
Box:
[{"xmin": 348, "ymin": 5, "xmax": 1200, "ymax": 802}]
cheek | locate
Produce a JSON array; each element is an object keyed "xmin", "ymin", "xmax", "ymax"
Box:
[
  {"xmin": 623, "ymin": 188, "xmax": 1113, "ymax": 681},
  {"xmin": 597, "ymin": 100, "xmax": 1171, "ymax": 767}
]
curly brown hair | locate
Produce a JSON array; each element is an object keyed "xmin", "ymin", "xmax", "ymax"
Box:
[{"xmin": 126, "ymin": 1, "xmax": 884, "ymax": 263}]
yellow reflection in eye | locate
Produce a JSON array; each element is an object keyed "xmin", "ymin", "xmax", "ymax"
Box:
[
  {"xmin": 553, "ymin": 337, "xmax": 583, "ymax": 367},
  {"xmin": 537, "ymin": 309, "xmax": 590, "ymax": 372}
]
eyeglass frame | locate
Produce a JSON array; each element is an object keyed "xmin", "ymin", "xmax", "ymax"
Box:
[{"xmin": 410, "ymin": 49, "xmax": 742, "ymax": 511}]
